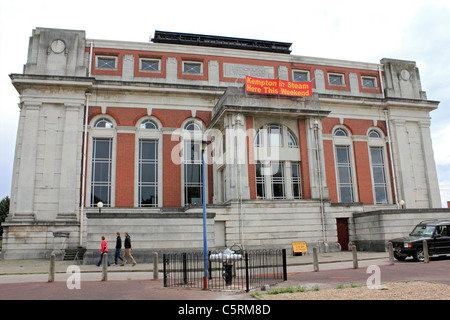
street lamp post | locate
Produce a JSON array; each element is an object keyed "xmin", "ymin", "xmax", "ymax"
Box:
[{"xmin": 201, "ymin": 140, "xmax": 208, "ymax": 290}]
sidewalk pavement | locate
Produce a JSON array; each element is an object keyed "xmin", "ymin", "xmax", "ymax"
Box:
[{"xmin": 1, "ymin": 250, "xmax": 449, "ymax": 301}]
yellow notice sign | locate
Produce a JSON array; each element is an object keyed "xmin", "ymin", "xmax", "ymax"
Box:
[{"xmin": 292, "ymin": 241, "xmax": 308, "ymax": 253}]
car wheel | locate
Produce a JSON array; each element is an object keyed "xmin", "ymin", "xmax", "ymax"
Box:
[{"xmin": 413, "ymin": 248, "xmax": 425, "ymax": 262}]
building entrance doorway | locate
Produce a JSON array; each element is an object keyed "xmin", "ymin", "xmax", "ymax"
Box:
[{"xmin": 336, "ymin": 218, "xmax": 349, "ymax": 251}]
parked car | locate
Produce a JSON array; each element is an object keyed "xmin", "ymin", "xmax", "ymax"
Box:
[{"xmin": 388, "ymin": 220, "xmax": 450, "ymax": 261}]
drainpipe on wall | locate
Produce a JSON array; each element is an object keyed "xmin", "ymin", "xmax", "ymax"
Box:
[{"xmin": 79, "ymin": 40, "xmax": 94, "ymax": 247}]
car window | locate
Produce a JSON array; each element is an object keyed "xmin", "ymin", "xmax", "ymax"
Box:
[
  {"xmin": 436, "ymin": 225, "xmax": 449, "ymax": 236},
  {"xmin": 410, "ymin": 225, "xmax": 435, "ymax": 237}
]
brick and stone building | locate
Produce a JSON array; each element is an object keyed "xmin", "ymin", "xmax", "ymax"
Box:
[{"xmin": 2, "ymin": 28, "xmax": 449, "ymax": 261}]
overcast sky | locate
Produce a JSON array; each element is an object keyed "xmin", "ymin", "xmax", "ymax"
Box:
[{"xmin": 0, "ymin": 0, "xmax": 449, "ymax": 206}]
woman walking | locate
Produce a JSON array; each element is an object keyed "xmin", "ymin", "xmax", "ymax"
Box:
[{"xmin": 96, "ymin": 235, "xmax": 110, "ymax": 267}]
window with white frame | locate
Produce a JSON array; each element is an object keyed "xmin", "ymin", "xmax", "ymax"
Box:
[
  {"xmin": 333, "ymin": 127, "xmax": 355, "ymax": 203},
  {"xmin": 95, "ymin": 118, "xmax": 113, "ymax": 128},
  {"xmin": 334, "ymin": 128, "xmax": 347, "ymax": 137},
  {"xmin": 140, "ymin": 119, "xmax": 158, "ymax": 130},
  {"xmin": 368, "ymin": 129, "xmax": 389, "ymax": 204},
  {"xmin": 362, "ymin": 76, "xmax": 377, "ymax": 89},
  {"xmin": 254, "ymin": 123, "xmax": 301, "ymax": 200},
  {"xmin": 183, "ymin": 121, "xmax": 203, "ymax": 205},
  {"xmin": 293, "ymin": 70, "xmax": 310, "ymax": 82},
  {"xmin": 271, "ymin": 162, "xmax": 285, "ymax": 199},
  {"xmin": 183, "ymin": 61, "xmax": 203, "ymax": 74},
  {"xmin": 287, "ymin": 130, "xmax": 298, "ymax": 148},
  {"xmin": 138, "ymin": 140, "xmax": 158, "ymax": 207},
  {"xmin": 136, "ymin": 119, "xmax": 161, "ymax": 207},
  {"xmin": 268, "ymin": 124, "xmax": 282, "ymax": 147},
  {"xmin": 254, "ymin": 124, "xmax": 298, "ymax": 148},
  {"xmin": 335, "ymin": 145, "xmax": 354, "ymax": 202},
  {"xmin": 184, "ymin": 141, "xmax": 202, "ymax": 205},
  {"xmin": 328, "ymin": 73, "xmax": 345, "ymax": 86},
  {"xmin": 255, "ymin": 161, "xmax": 266, "ymax": 199},
  {"xmin": 90, "ymin": 118, "xmax": 115, "ymax": 207},
  {"xmin": 140, "ymin": 59, "xmax": 161, "ymax": 72},
  {"xmin": 291, "ymin": 161, "xmax": 302, "ymax": 199},
  {"xmin": 91, "ymin": 138, "xmax": 112, "ymax": 206},
  {"xmin": 254, "ymin": 129, "xmax": 263, "ymax": 147},
  {"xmin": 255, "ymin": 161, "xmax": 287, "ymax": 200},
  {"xmin": 96, "ymin": 56, "xmax": 117, "ymax": 70},
  {"xmin": 370, "ymin": 147, "xmax": 388, "ymax": 204}
]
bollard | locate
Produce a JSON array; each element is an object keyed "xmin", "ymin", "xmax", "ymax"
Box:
[
  {"xmin": 313, "ymin": 247, "xmax": 319, "ymax": 272},
  {"xmin": 102, "ymin": 253, "xmax": 108, "ymax": 281},
  {"xmin": 387, "ymin": 242, "xmax": 395, "ymax": 265},
  {"xmin": 352, "ymin": 245, "xmax": 358, "ymax": 269},
  {"xmin": 423, "ymin": 240, "xmax": 429, "ymax": 263},
  {"xmin": 153, "ymin": 252, "xmax": 159, "ymax": 280},
  {"xmin": 48, "ymin": 253, "xmax": 56, "ymax": 282}
]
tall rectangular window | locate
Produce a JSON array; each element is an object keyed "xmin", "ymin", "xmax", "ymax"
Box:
[
  {"xmin": 291, "ymin": 162, "xmax": 302, "ymax": 199},
  {"xmin": 255, "ymin": 161, "xmax": 265, "ymax": 199},
  {"xmin": 370, "ymin": 147, "xmax": 388, "ymax": 204},
  {"xmin": 335, "ymin": 146, "xmax": 353, "ymax": 202},
  {"xmin": 271, "ymin": 162, "xmax": 285, "ymax": 199},
  {"xmin": 268, "ymin": 124, "xmax": 282, "ymax": 147},
  {"xmin": 184, "ymin": 141, "xmax": 203, "ymax": 205},
  {"xmin": 91, "ymin": 138, "xmax": 112, "ymax": 206},
  {"xmin": 139, "ymin": 140, "xmax": 158, "ymax": 207}
]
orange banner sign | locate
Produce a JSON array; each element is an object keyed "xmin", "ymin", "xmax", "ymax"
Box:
[{"xmin": 245, "ymin": 76, "xmax": 312, "ymax": 97}]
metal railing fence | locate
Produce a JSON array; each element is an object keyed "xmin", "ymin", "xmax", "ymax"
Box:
[{"xmin": 163, "ymin": 249, "xmax": 287, "ymax": 292}]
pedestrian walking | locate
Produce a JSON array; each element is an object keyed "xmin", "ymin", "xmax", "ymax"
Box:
[
  {"xmin": 96, "ymin": 235, "xmax": 110, "ymax": 267},
  {"xmin": 114, "ymin": 232, "xmax": 124, "ymax": 265},
  {"xmin": 121, "ymin": 232, "xmax": 137, "ymax": 266}
]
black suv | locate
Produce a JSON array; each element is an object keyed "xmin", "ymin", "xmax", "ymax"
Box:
[{"xmin": 388, "ymin": 219, "xmax": 450, "ymax": 261}]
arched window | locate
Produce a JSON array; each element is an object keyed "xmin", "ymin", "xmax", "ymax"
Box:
[
  {"xmin": 367, "ymin": 128, "xmax": 389, "ymax": 204},
  {"xmin": 139, "ymin": 120, "xmax": 158, "ymax": 130},
  {"xmin": 184, "ymin": 121, "xmax": 201, "ymax": 131},
  {"xmin": 182, "ymin": 120, "xmax": 204, "ymax": 206},
  {"xmin": 334, "ymin": 128, "xmax": 347, "ymax": 137},
  {"xmin": 287, "ymin": 130, "xmax": 298, "ymax": 148},
  {"xmin": 254, "ymin": 130, "xmax": 263, "ymax": 147},
  {"xmin": 254, "ymin": 124, "xmax": 299, "ymax": 148},
  {"xmin": 136, "ymin": 117, "xmax": 162, "ymax": 208},
  {"xmin": 94, "ymin": 118, "xmax": 113, "ymax": 128},
  {"xmin": 368, "ymin": 129, "xmax": 381, "ymax": 138},
  {"xmin": 89, "ymin": 117, "xmax": 115, "ymax": 207},
  {"xmin": 333, "ymin": 126, "xmax": 355, "ymax": 203},
  {"xmin": 254, "ymin": 123, "xmax": 301, "ymax": 200}
]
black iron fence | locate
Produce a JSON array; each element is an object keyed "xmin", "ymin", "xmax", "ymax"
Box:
[{"xmin": 163, "ymin": 249, "xmax": 287, "ymax": 292}]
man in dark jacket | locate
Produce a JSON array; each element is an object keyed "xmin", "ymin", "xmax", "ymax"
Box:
[
  {"xmin": 114, "ymin": 232, "xmax": 123, "ymax": 265},
  {"xmin": 121, "ymin": 232, "xmax": 137, "ymax": 266}
]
